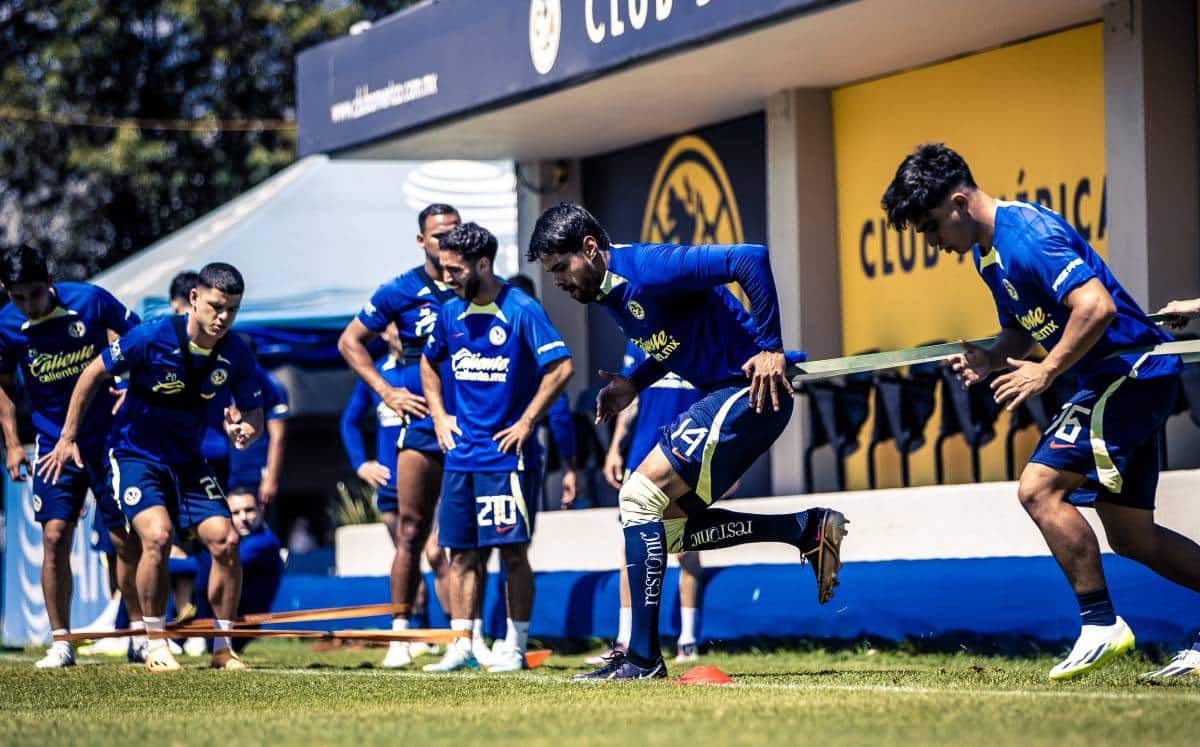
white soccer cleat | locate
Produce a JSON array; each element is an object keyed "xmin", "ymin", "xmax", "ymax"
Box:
[
  {"xmin": 408, "ymin": 642, "xmax": 440, "ymax": 658},
  {"xmin": 486, "ymin": 643, "xmax": 526, "ymax": 673},
  {"xmin": 35, "ymin": 644, "xmax": 75, "ymax": 669},
  {"xmin": 167, "ymin": 639, "xmax": 185, "ymax": 656},
  {"xmin": 422, "ymin": 646, "xmax": 479, "ymax": 673},
  {"xmin": 471, "ymin": 638, "xmax": 496, "ymax": 668},
  {"xmin": 183, "ymin": 637, "xmax": 208, "ymax": 657},
  {"xmin": 78, "ymin": 635, "xmax": 130, "ymax": 657},
  {"xmin": 1048, "ymin": 616, "xmax": 1135, "ymax": 680},
  {"xmin": 1142, "ymin": 648, "xmax": 1200, "ymax": 679},
  {"xmin": 381, "ymin": 642, "xmax": 413, "ymax": 669},
  {"xmin": 144, "ymin": 645, "xmax": 182, "ymax": 673},
  {"xmin": 674, "ymin": 643, "xmax": 699, "ymax": 663}
]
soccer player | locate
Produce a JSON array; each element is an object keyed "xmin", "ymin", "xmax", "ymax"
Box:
[
  {"xmin": 339, "ymin": 322, "xmax": 449, "ymax": 663},
  {"xmin": 0, "ymin": 243, "xmax": 146, "ymax": 668},
  {"xmin": 338, "ymin": 203, "xmax": 460, "ymax": 668},
  {"xmin": 193, "ymin": 488, "xmax": 284, "ymax": 654},
  {"xmin": 529, "ymin": 203, "xmax": 848, "ymax": 680},
  {"xmin": 882, "ymin": 143, "xmax": 1200, "ymax": 680},
  {"xmin": 420, "ymin": 222, "xmax": 574, "ymax": 673},
  {"xmin": 39, "ymin": 262, "xmax": 264, "ymax": 673},
  {"xmin": 593, "ymin": 341, "xmax": 704, "ymax": 664}
]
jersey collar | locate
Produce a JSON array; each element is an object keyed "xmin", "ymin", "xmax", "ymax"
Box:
[
  {"xmin": 19, "ymin": 304, "xmax": 75, "ymax": 331},
  {"xmin": 456, "ymin": 284, "xmax": 510, "ymax": 323},
  {"xmin": 596, "ymin": 270, "xmax": 627, "ymax": 300}
]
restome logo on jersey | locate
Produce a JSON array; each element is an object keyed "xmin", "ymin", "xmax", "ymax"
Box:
[
  {"xmin": 451, "ymin": 348, "xmax": 510, "ymax": 383},
  {"xmin": 27, "ymin": 344, "xmax": 95, "ymax": 384}
]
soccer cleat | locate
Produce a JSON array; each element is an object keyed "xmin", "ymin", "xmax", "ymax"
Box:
[
  {"xmin": 674, "ymin": 643, "xmax": 699, "ymax": 663},
  {"xmin": 210, "ymin": 647, "xmax": 249, "ymax": 670},
  {"xmin": 127, "ymin": 640, "xmax": 149, "ymax": 664},
  {"xmin": 1142, "ymin": 648, "xmax": 1200, "ymax": 679},
  {"xmin": 471, "ymin": 637, "xmax": 497, "ymax": 668},
  {"xmin": 585, "ymin": 643, "xmax": 627, "ymax": 665},
  {"xmin": 801, "ymin": 509, "xmax": 849, "ymax": 604},
  {"xmin": 1048, "ymin": 617, "xmax": 1135, "ymax": 680},
  {"xmin": 381, "ymin": 642, "xmax": 413, "ymax": 669},
  {"xmin": 486, "ymin": 643, "xmax": 526, "ymax": 673},
  {"xmin": 174, "ymin": 602, "xmax": 197, "ymax": 627},
  {"xmin": 183, "ymin": 637, "xmax": 208, "ymax": 657},
  {"xmin": 144, "ymin": 645, "xmax": 182, "ymax": 673},
  {"xmin": 35, "ymin": 644, "xmax": 75, "ymax": 669},
  {"xmin": 422, "ymin": 646, "xmax": 479, "ymax": 673},
  {"xmin": 408, "ymin": 642, "xmax": 440, "ymax": 658},
  {"xmin": 572, "ymin": 652, "xmax": 667, "ymax": 681}
]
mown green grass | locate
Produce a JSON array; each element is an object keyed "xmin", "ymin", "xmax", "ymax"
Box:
[{"xmin": 0, "ymin": 640, "xmax": 1195, "ymax": 747}]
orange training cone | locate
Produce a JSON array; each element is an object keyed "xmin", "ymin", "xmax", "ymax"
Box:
[
  {"xmin": 677, "ymin": 665, "xmax": 734, "ymax": 686},
  {"xmin": 524, "ymin": 649, "xmax": 552, "ymax": 669}
]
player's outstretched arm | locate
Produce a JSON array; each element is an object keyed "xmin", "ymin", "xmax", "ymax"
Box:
[
  {"xmin": 1155, "ymin": 297, "xmax": 1200, "ymax": 328},
  {"xmin": 495, "ymin": 357, "xmax": 575, "ymax": 455},
  {"xmin": 0, "ymin": 375, "xmax": 29, "ymax": 481},
  {"xmin": 950, "ymin": 327, "xmax": 1034, "ymax": 388},
  {"xmin": 37, "ymin": 357, "xmax": 111, "ymax": 484}
]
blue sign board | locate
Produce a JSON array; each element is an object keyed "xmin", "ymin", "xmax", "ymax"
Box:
[{"xmin": 297, "ymin": 0, "xmax": 834, "ymax": 155}]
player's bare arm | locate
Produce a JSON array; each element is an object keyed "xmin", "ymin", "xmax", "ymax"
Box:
[
  {"xmin": 495, "ymin": 357, "xmax": 574, "ymax": 455},
  {"xmin": 950, "ymin": 327, "xmax": 1035, "ymax": 387},
  {"xmin": 594, "ymin": 369, "xmax": 637, "ymax": 424},
  {"xmin": 0, "ymin": 374, "xmax": 28, "ymax": 480},
  {"xmin": 991, "ymin": 279, "xmax": 1116, "ymax": 410},
  {"xmin": 419, "ymin": 354, "xmax": 459, "ymax": 452},
  {"xmin": 339, "ymin": 317, "xmax": 427, "ymax": 418},
  {"xmin": 37, "ymin": 356, "xmax": 111, "ymax": 484},
  {"xmin": 224, "ymin": 405, "xmax": 265, "ymax": 450},
  {"xmin": 602, "ymin": 397, "xmax": 638, "ymax": 489}
]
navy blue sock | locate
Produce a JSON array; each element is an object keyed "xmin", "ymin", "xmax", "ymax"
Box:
[
  {"xmin": 115, "ymin": 599, "xmax": 130, "ymax": 630},
  {"xmin": 682, "ymin": 508, "xmax": 814, "ymax": 552},
  {"xmin": 1076, "ymin": 588, "xmax": 1116, "ymax": 627},
  {"xmin": 623, "ymin": 522, "xmax": 666, "ymax": 665}
]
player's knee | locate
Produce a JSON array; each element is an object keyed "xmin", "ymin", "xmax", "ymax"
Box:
[
  {"xmin": 139, "ymin": 524, "xmax": 173, "ymax": 554},
  {"xmin": 42, "ymin": 522, "xmax": 71, "ymax": 551},
  {"xmin": 209, "ymin": 532, "xmax": 240, "ymax": 565},
  {"xmin": 619, "ymin": 472, "xmax": 670, "ymax": 527},
  {"xmin": 499, "ymin": 544, "xmax": 529, "ymax": 572},
  {"xmin": 1016, "ymin": 481, "xmax": 1054, "ymax": 513},
  {"xmin": 395, "ymin": 511, "xmax": 428, "ymax": 549}
]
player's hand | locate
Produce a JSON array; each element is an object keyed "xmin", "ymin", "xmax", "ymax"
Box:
[
  {"xmin": 382, "ymin": 387, "xmax": 428, "ymax": 419},
  {"xmin": 493, "ymin": 416, "xmax": 533, "ymax": 455},
  {"xmin": 602, "ymin": 448, "xmax": 625, "ymax": 490},
  {"xmin": 1155, "ymin": 298, "xmax": 1200, "ymax": 329},
  {"xmin": 594, "ymin": 370, "xmax": 636, "ymax": 424},
  {"xmin": 36, "ymin": 438, "xmax": 82, "ymax": 485},
  {"xmin": 258, "ymin": 476, "xmax": 279, "ymax": 505},
  {"xmin": 356, "ymin": 460, "xmax": 392, "ymax": 488},
  {"xmin": 6, "ymin": 444, "xmax": 31, "ymax": 481},
  {"xmin": 432, "ymin": 413, "xmax": 461, "ymax": 453},
  {"xmin": 224, "ymin": 406, "xmax": 256, "ymax": 450},
  {"xmin": 949, "ymin": 339, "xmax": 994, "ymax": 388},
  {"xmin": 560, "ymin": 468, "xmax": 577, "ymax": 508},
  {"xmin": 741, "ymin": 350, "xmax": 794, "ymax": 413},
  {"xmin": 990, "ymin": 358, "xmax": 1055, "ymax": 411},
  {"xmin": 109, "ymin": 386, "xmax": 127, "ymax": 415}
]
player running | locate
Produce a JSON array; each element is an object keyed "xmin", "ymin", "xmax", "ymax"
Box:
[
  {"xmin": 420, "ymin": 222, "xmax": 573, "ymax": 673},
  {"xmin": 882, "ymin": 143, "xmax": 1200, "ymax": 680},
  {"xmin": 39, "ymin": 262, "xmax": 264, "ymax": 673},
  {"xmin": 0, "ymin": 243, "xmax": 146, "ymax": 668},
  {"xmin": 338, "ymin": 204, "xmax": 460, "ymax": 668},
  {"xmin": 529, "ymin": 203, "xmax": 848, "ymax": 680}
]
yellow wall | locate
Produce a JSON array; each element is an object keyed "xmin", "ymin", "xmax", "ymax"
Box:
[{"xmin": 831, "ymin": 24, "xmax": 1106, "ymax": 488}]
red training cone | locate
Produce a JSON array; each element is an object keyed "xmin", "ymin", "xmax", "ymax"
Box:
[{"xmin": 677, "ymin": 665, "xmax": 734, "ymax": 686}]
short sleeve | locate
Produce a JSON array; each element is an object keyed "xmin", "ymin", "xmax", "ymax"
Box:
[
  {"xmin": 519, "ymin": 302, "xmax": 570, "ymax": 371},
  {"xmin": 422, "ymin": 311, "xmax": 449, "ymax": 363},
  {"xmin": 93, "ymin": 286, "xmax": 139, "ymax": 335},
  {"xmin": 1016, "ymin": 223, "xmax": 1097, "ymax": 304},
  {"xmin": 357, "ymin": 283, "xmax": 398, "ymax": 333},
  {"xmin": 230, "ymin": 345, "xmax": 264, "ymax": 412},
  {"xmin": 101, "ymin": 326, "xmax": 147, "ymax": 377},
  {"xmin": 263, "ymin": 371, "xmax": 290, "ymax": 421}
]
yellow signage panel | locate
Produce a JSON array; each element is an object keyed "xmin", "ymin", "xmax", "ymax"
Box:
[{"xmin": 831, "ymin": 24, "xmax": 1106, "ymax": 487}]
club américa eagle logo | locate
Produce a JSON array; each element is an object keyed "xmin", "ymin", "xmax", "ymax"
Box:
[{"xmin": 528, "ymin": 0, "xmax": 561, "ymax": 75}]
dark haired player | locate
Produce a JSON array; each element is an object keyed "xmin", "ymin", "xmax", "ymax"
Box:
[
  {"xmin": 882, "ymin": 143, "xmax": 1200, "ymax": 680},
  {"xmin": 0, "ymin": 243, "xmax": 145, "ymax": 667},
  {"xmin": 528, "ymin": 203, "xmax": 847, "ymax": 680},
  {"xmin": 40, "ymin": 262, "xmax": 264, "ymax": 673},
  {"xmin": 338, "ymin": 203, "xmax": 460, "ymax": 668}
]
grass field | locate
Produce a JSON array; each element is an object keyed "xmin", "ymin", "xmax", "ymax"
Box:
[{"xmin": 1, "ymin": 640, "xmax": 1196, "ymax": 747}]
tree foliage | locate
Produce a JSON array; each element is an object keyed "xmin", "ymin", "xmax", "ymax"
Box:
[{"xmin": 0, "ymin": 0, "xmax": 416, "ymax": 278}]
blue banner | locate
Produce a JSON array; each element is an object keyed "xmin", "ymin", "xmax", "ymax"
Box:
[
  {"xmin": 2, "ymin": 460, "xmax": 110, "ymax": 647},
  {"xmin": 296, "ymin": 0, "xmax": 833, "ymax": 155}
]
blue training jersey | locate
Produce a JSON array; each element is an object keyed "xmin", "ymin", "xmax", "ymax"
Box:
[
  {"xmin": 595, "ymin": 243, "xmax": 799, "ymax": 392},
  {"xmin": 620, "ymin": 342, "xmax": 702, "ymax": 468},
  {"xmin": 357, "ymin": 267, "xmax": 457, "ymax": 407},
  {"xmin": 339, "ymin": 355, "xmax": 405, "ymax": 495},
  {"xmin": 0, "ymin": 282, "xmax": 139, "ymax": 451},
  {"xmin": 102, "ymin": 315, "xmax": 264, "ymax": 465},
  {"xmin": 976, "ymin": 201, "xmax": 1180, "ymax": 381},
  {"xmin": 227, "ymin": 366, "xmax": 289, "ymax": 490},
  {"xmin": 423, "ymin": 284, "xmax": 571, "ymax": 472}
]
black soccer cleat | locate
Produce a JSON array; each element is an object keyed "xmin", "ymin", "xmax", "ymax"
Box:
[
  {"xmin": 801, "ymin": 508, "xmax": 848, "ymax": 604},
  {"xmin": 572, "ymin": 652, "xmax": 667, "ymax": 681}
]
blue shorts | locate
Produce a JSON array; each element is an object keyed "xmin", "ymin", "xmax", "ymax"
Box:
[
  {"xmin": 111, "ymin": 454, "xmax": 230, "ymax": 530},
  {"xmin": 397, "ymin": 415, "xmax": 442, "ymax": 455},
  {"xmin": 31, "ymin": 440, "xmax": 124, "ymax": 531},
  {"xmin": 439, "ymin": 470, "xmax": 538, "ymax": 550},
  {"xmin": 660, "ymin": 384, "xmax": 795, "ymax": 504},
  {"xmin": 1030, "ymin": 373, "xmax": 1177, "ymax": 510},
  {"xmin": 375, "ymin": 488, "xmax": 398, "ymax": 514}
]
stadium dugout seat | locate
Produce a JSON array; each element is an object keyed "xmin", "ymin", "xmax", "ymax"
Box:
[
  {"xmin": 800, "ymin": 362, "xmax": 873, "ymax": 493},
  {"xmin": 866, "ymin": 343, "xmax": 942, "ymax": 488},
  {"xmin": 934, "ymin": 366, "xmax": 1002, "ymax": 484}
]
